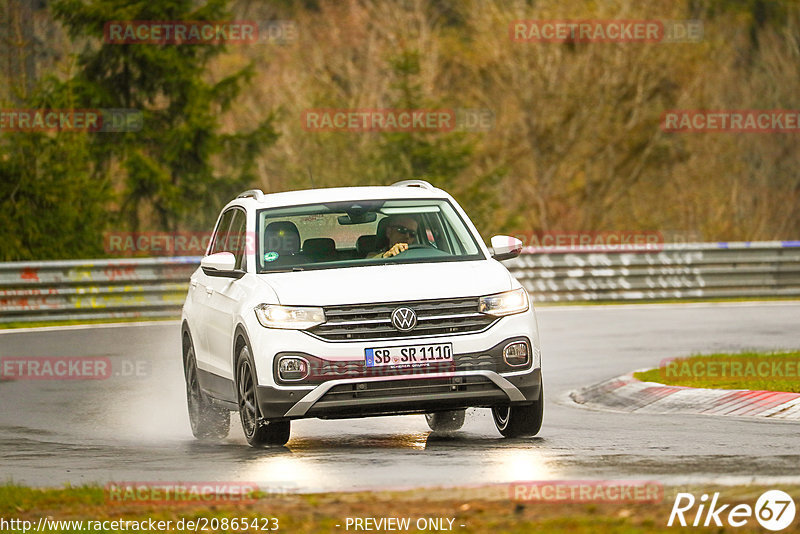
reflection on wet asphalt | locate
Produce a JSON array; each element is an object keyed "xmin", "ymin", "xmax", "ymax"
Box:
[{"xmin": 1, "ymin": 304, "xmax": 799, "ymax": 491}]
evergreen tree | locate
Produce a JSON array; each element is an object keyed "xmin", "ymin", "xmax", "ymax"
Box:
[
  {"xmin": 374, "ymin": 49, "xmax": 503, "ymax": 235},
  {"xmin": 51, "ymin": 0, "xmax": 277, "ymax": 234}
]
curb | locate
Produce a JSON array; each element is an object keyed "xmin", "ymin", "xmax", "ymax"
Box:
[{"xmin": 570, "ymin": 372, "xmax": 800, "ymax": 421}]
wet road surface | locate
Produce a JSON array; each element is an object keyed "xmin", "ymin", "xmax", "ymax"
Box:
[{"xmin": 1, "ymin": 302, "xmax": 798, "ymax": 491}]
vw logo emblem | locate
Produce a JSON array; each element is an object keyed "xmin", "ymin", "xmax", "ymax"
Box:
[{"xmin": 391, "ymin": 307, "xmax": 417, "ymax": 332}]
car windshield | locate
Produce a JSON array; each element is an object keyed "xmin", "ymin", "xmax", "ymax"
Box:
[{"xmin": 255, "ymin": 198, "xmax": 484, "ymax": 272}]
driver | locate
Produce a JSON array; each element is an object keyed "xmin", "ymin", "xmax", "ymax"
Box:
[{"xmin": 372, "ymin": 215, "xmax": 419, "ymax": 258}]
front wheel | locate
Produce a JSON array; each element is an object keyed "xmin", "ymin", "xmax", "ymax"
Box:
[
  {"xmin": 236, "ymin": 345, "xmax": 291, "ymax": 447},
  {"xmin": 492, "ymin": 380, "xmax": 543, "ymax": 438},
  {"xmin": 425, "ymin": 409, "xmax": 466, "ymax": 432}
]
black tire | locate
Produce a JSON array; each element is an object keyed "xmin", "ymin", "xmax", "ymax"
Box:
[
  {"xmin": 236, "ymin": 345, "xmax": 291, "ymax": 447},
  {"xmin": 184, "ymin": 341, "xmax": 230, "ymax": 441},
  {"xmin": 492, "ymin": 380, "xmax": 544, "ymax": 438},
  {"xmin": 425, "ymin": 409, "xmax": 466, "ymax": 432}
]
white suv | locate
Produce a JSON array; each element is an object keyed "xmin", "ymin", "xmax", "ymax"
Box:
[{"xmin": 181, "ymin": 181, "xmax": 543, "ymax": 447}]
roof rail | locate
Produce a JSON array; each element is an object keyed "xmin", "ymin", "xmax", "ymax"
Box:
[
  {"xmin": 237, "ymin": 189, "xmax": 265, "ymax": 201},
  {"xmin": 391, "ymin": 179, "xmax": 435, "ymax": 190}
]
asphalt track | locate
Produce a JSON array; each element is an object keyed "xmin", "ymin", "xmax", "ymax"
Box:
[{"xmin": 1, "ymin": 302, "xmax": 799, "ymax": 492}]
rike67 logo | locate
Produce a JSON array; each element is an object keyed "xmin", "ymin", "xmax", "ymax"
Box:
[{"xmin": 669, "ymin": 490, "xmax": 796, "ymax": 531}]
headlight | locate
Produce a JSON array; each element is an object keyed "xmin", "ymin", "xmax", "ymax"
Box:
[
  {"xmin": 479, "ymin": 288, "xmax": 529, "ymax": 317},
  {"xmin": 255, "ymin": 304, "xmax": 326, "ymax": 329}
]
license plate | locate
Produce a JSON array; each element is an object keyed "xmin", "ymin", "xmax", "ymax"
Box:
[{"xmin": 365, "ymin": 343, "xmax": 453, "ymax": 368}]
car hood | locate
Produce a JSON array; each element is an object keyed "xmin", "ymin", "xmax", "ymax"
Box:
[{"xmin": 255, "ymin": 260, "xmax": 515, "ymax": 306}]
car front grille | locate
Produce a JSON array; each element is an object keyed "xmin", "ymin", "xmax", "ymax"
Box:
[
  {"xmin": 307, "ymin": 297, "xmax": 497, "ymax": 341},
  {"xmin": 312, "ymin": 375, "xmax": 503, "ymax": 405},
  {"xmin": 304, "ymin": 375, "xmax": 508, "ymax": 417}
]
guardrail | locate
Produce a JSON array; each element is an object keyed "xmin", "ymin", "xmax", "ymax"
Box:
[
  {"xmin": 507, "ymin": 241, "xmax": 800, "ymax": 302},
  {"xmin": 0, "ymin": 242, "xmax": 798, "ymax": 323},
  {"xmin": 0, "ymin": 257, "xmax": 199, "ymax": 324}
]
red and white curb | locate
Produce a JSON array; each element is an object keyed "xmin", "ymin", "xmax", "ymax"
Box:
[{"xmin": 570, "ymin": 372, "xmax": 800, "ymax": 421}]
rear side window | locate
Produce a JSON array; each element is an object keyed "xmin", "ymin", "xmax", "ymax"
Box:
[
  {"xmin": 208, "ymin": 208, "xmax": 248, "ymax": 271},
  {"xmin": 228, "ymin": 209, "xmax": 247, "ymax": 270},
  {"xmin": 209, "ymin": 210, "xmax": 235, "ymax": 255}
]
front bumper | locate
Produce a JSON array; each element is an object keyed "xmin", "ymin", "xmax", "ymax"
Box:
[
  {"xmin": 257, "ymin": 363, "xmax": 541, "ymax": 421},
  {"xmin": 246, "ymin": 308, "xmax": 543, "ymax": 420}
]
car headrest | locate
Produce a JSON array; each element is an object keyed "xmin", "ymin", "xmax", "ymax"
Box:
[
  {"xmin": 373, "ymin": 217, "xmax": 390, "ymax": 251},
  {"xmin": 356, "ymin": 235, "xmax": 378, "ymax": 256},
  {"xmin": 264, "ymin": 221, "xmax": 301, "ymax": 255},
  {"xmin": 303, "ymin": 238, "xmax": 335, "ymax": 260}
]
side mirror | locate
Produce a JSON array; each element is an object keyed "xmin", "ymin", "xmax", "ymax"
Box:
[
  {"xmin": 201, "ymin": 252, "xmax": 245, "ymax": 279},
  {"xmin": 490, "ymin": 235, "xmax": 523, "ymax": 261}
]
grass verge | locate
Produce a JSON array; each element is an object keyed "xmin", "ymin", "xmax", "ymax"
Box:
[
  {"xmin": 0, "ymin": 317, "xmax": 176, "ymax": 330},
  {"xmin": 2, "ymin": 483, "xmax": 799, "ymax": 533}
]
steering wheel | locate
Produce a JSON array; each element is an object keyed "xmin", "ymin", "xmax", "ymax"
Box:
[
  {"xmin": 389, "ymin": 242, "xmax": 448, "ymax": 259},
  {"xmin": 390, "ymin": 243, "xmax": 428, "ymax": 255}
]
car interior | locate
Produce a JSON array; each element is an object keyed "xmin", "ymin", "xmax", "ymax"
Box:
[{"xmin": 260, "ymin": 212, "xmax": 445, "ymax": 266}]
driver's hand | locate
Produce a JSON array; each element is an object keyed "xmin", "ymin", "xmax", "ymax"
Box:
[{"xmin": 382, "ymin": 243, "xmax": 409, "ymax": 258}]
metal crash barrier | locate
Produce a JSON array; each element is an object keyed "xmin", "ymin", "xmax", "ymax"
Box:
[
  {"xmin": 0, "ymin": 257, "xmax": 199, "ymax": 324},
  {"xmin": 0, "ymin": 242, "xmax": 798, "ymax": 323},
  {"xmin": 506, "ymin": 241, "xmax": 800, "ymax": 302}
]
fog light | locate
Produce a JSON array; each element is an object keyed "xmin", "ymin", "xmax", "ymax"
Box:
[
  {"xmin": 278, "ymin": 357, "xmax": 309, "ymax": 381},
  {"xmin": 503, "ymin": 342, "xmax": 530, "ymax": 367}
]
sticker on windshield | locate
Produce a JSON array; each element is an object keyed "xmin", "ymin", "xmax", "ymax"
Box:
[{"xmin": 264, "ymin": 251, "xmax": 279, "ymax": 262}]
